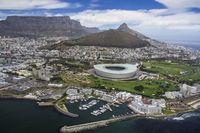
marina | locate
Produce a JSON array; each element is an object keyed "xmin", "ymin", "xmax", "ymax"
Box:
[
  {"xmin": 91, "ymin": 104, "xmax": 113, "ymax": 116},
  {"xmin": 79, "ymin": 100, "xmax": 99, "ymax": 110},
  {"xmin": 1, "ymin": 99, "xmax": 200, "ymax": 133}
]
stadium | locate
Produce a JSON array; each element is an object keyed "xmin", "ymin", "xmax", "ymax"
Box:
[{"xmin": 93, "ymin": 64, "xmax": 138, "ymax": 80}]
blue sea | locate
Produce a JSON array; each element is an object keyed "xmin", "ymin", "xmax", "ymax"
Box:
[
  {"xmin": 1, "ymin": 99, "xmax": 200, "ymax": 133},
  {"xmin": 164, "ymin": 40, "xmax": 200, "ymax": 51},
  {"xmin": 182, "ymin": 44, "xmax": 200, "ymax": 51}
]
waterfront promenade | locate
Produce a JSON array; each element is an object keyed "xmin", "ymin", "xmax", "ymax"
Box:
[{"xmin": 60, "ymin": 114, "xmax": 140, "ymax": 133}]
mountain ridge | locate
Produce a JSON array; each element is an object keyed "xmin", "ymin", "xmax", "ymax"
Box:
[
  {"xmin": 46, "ymin": 24, "xmax": 151, "ymax": 49},
  {"xmin": 0, "ymin": 16, "xmax": 100, "ymax": 38}
]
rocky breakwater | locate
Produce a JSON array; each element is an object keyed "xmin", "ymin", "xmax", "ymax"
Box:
[
  {"xmin": 55, "ymin": 103, "xmax": 79, "ymax": 118},
  {"xmin": 60, "ymin": 114, "xmax": 140, "ymax": 133}
]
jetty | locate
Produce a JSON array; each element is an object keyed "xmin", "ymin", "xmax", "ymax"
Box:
[
  {"xmin": 60, "ymin": 114, "xmax": 140, "ymax": 133},
  {"xmin": 55, "ymin": 104, "xmax": 79, "ymax": 118},
  {"xmin": 37, "ymin": 102, "xmax": 54, "ymax": 106}
]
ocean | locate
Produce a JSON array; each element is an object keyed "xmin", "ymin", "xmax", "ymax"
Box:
[
  {"xmin": 1, "ymin": 99, "xmax": 200, "ymax": 133},
  {"xmin": 182, "ymin": 44, "xmax": 200, "ymax": 51},
  {"xmin": 164, "ymin": 40, "xmax": 200, "ymax": 51}
]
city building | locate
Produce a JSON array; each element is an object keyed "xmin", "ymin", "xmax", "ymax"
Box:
[
  {"xmin": 33, "ymin": 67, "xmax": 52, "ymax": 81},
  {"xmin": 93, "ymin": 90, "xmax": 106, "ymax": 97},
  {"xmin": 180, "ymin": 84, "xmax": 200, "ymax": 97},
  {"xmin": 164, "ymin": 91, "xmax": 182, "ymax": 99},
  {"xmin": 128, "ymin": 95, "xmax": 165, "ymax": 115},
  {"xmin": 116, "ymin": 92, "xmax": 133, "ymax": 101},
  {"xmin": 102, "ymin": 94, "xmax": 116, "ymax": 103},
  {"xmin": 129, "ymin": 101, "xmax": 162, "ymax": 115},
  {"xmin": 79, "ymin": 88, "xmax": 93, "ymax": 95}
]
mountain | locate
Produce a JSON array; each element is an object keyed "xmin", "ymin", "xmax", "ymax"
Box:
[
  {"xmin": 117, "ymin": 23, "xmax": 149, "ymax": 40},
  {"xmin": 47, "ymin": 24, "xmax": 151, "ymax": 50},
  {"xmin": 118, "ymin": 23, "xmax": 168, "ymax": 47},
  {"xmin": 0, "ymin": 16, "xmax": 100, "ymax": 38}
]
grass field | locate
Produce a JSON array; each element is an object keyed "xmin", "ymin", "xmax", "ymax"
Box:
[
  {"xmin": 59, "ymin": 60, "xmax": 200, "ymax": 98},
  {"xmin": 60, "ymin": 70, "xmax": 178, "ymax": 98},
  {"xmin": 60, "ymin": 71, "xmax": 91, "ymax": 86},
  {"xmin": 142, "ymin": 60, "xmax": 200, "ymax": 83},
  {"xmin": 88, "ymin": 76, "xmax": 178, "ymax": 98}
]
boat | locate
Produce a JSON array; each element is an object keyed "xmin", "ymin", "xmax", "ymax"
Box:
[
  {"xmin": 105, "ymin": 104, "xmax": 113, "ymax": 111},
  {"xmin": 78, "ymin": 99, "xmax": 99, "ymax": 110},
  {"xmin": 113, "ymin": 104, "xmax": 120, "ymax": 107},
  {"xmin": 79, "ymin": 106, "xmax": 83, "ymax": 110},
  {"xmin": 70, "ymin": 100, "xmax": 74, "ymax": 103},
  {"xmin": 74, "ymin": 100, "xmax": 78, "ymax": 102}
]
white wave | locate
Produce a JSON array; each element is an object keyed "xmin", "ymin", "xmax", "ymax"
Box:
[
  {"xmin": 181, "ymin": 112, "xmax": 200, "ymax": 119},
  {"xmin": 169, "ymin": 112, "xmax": 200, "ymax": 121},
  {"xmin": 172, "ymin": 117, "xmax": 184, "ymax": 121}
]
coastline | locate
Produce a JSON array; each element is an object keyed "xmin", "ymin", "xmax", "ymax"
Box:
[
  {"xmin": 0, "ymin": 96, "xmax": 79, "ymax": 118},
  {"xmin": 0, "ymin": 96, "xmax": 197, "ymax": 117},
  {"xmin": 1, "ymin": 96, "xmax": 199, "ymax": 133},
  {"xmin": 0, "ymin": 97, "xmax": 199, "ymax": 132}
]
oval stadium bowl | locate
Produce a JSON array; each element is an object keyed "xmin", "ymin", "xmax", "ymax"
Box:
[{"xmin": 94, "ymin": 64, "xmax": 137, "ymax": 80}]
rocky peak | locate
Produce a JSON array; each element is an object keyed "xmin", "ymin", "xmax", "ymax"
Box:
[
  {"xmin": 117, "ymin": 23, "xmax": 148, "ymax": 40},
  {"xmin": 118, "ymin": 23, "xmax": 130, "ymax": 30}
]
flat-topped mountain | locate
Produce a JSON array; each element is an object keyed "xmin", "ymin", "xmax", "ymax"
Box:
[
  {"xmin": 47, "ymin": 24, "xmax": 151, "ymax": 49},
  {"xmin": 0, "ymin": 16, "xmax": 100, "ymax": 38}
]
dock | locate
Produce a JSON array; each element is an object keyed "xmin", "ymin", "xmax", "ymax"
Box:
[{"xmin": 60, "ymin": 114, "xmax": 140, "ymax": 133}]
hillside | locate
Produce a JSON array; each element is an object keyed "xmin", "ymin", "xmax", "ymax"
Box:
[{"xmin": 48, "ymin": 26, "xmax": 151, "ymax": 50}]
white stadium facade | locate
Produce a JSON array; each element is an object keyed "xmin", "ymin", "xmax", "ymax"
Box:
[{"xmin": 93, "ymin": 64, "xmax": 138, "ymax": 80}]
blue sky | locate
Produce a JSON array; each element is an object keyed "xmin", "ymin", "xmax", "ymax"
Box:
[{"xmin": 0, "ymin": 0, "xmax": 200, "ymax": 44}]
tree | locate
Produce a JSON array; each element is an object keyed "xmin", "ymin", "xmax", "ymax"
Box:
[{"xmin": 134, "ymin": 85, "xmax": 144, "ymax": 92}]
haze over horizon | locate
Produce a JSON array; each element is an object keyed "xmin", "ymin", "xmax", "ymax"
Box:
[{"xmin": 0, "ymin": 0, "xmax": 199, "ymax": 44}]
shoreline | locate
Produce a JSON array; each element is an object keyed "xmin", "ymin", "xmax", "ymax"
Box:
[
  {"xmin": 59, "ymin": 109, "xmax": 200, "ymax": 133},
  {"xmin": 0, "ymin": 96, "xmax": 79, "ymax": 118},
  {"xmin": 0, "ymin": 96, "xmax": 199, "ymax": 133},
  {"xmin": 0, "ymin": 96, "xmax": 198, "ymax": 118}
]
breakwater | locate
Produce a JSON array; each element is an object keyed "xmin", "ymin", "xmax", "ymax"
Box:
[
  {"xmin": 55, "ymin": 104, "xmax": 79, "ymax": 118},
  {"xmin": 60, "ymin": 114, "xmax": 140, "ymax": 133},
  {"xmin": 1, "ymin": 99, "xmax": 200, "ymax": 133}
]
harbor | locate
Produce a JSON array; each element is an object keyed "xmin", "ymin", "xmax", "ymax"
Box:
[
  {"xmin": 78, "ymin": 99, "xmax": 99, "ymax": 110},
  {"xmin": 60, "ymin": 114, "xmax": 140, "ymax": 133},
  {"xmin": 1, "ymin": 98, "xmax": 200, "ymax": 133},
  {"xmin": 66, "ymin": 98, "xmax": 133, "ymax": 120},
  {"xmin": 91, "ymin": 103, "xmax": 113, "ymax": 116}
]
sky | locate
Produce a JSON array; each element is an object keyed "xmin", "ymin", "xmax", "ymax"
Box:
[{"xmin": 0, "ymin": 0, "xmax": 200, "ymax": 44}]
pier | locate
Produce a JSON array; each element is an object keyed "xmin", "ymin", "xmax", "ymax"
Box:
[
  {"xmin": 60, "ymin": 114, "xmax": 140, "ymax": 133},
  {"xmin": 55, "ymin": 104, "xmax": 79, "ymax": 118},
  {"xmin": 37, "ymin": 102, "xmax": 54, "ymax": 106}
]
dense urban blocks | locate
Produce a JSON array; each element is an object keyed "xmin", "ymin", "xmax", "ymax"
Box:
[{"xmin": 94, "ymin": 64, "xmax": 138, "ymax": 80}]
